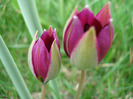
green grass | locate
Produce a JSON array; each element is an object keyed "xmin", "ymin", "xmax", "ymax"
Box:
[{"xmin": 0, "ymin": 0, "xmax": 133, "ymax": 98}]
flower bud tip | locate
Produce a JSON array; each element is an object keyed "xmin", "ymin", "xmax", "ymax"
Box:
[
  {"xmin": 109, "ymin": 18, "xmax": 113, "ymax": 22},
  {"xmin": 85, "ymin": 5, "xmax": 89, "ymax": 8},
  {"xmin": 73, "ymin": 15, "xmax": 78, "ymax": 19},
  {"xmin": 107, "ymin": 1, "xmax": 111, "ymax": 6}
]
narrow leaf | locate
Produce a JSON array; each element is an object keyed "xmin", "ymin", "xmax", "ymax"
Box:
[
  {"xmin": 0, "ymin": 36, "xmax": 32, "ymax": 99},
  {"xmin": 17, "ymin": 0, "xmax": 43, "ymax": 38}
]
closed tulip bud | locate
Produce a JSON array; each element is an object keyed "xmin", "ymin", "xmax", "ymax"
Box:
[
  {"xmin": 63, "ymin": 2, "xmax": 114, "ymax": 70},
  {"xmin": 28, "ymin": 26, "xmax": 61, "ymax": 83}
]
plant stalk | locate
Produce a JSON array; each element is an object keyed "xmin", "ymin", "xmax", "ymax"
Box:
[
  {"xmin": 41, "ymin": 83, "xmax": 46, "ymax": 99},
  {"xmin": 74, "ymin": 70, "xmax": 86, "ymax": 99}
]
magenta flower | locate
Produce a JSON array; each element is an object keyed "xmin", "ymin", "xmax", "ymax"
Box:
[
  {"xmin": 28, "ymin": 26, "xmax": 61, "ymax": 82},
  {"xmin": 63, "ymin": 2, "xmax": 114, "ymax": 69}
]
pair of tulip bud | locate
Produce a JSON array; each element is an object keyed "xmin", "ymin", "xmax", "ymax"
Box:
[{"xmin": 28, "ymin": 2, "xmax": 114, "ymax": 83}]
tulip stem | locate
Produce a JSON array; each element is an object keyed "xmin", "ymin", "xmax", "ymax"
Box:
[
  {"xmin": 74, "ymin": 70, "xmax": 86, "ymax": 99},
  {"xmin": 41, "ymin": 83, "xmax": 46, "ymax": 99}
]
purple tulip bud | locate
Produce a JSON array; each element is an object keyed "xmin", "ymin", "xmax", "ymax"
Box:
[
  {"xmin": 28, "ymin": 26, "xmax": 61, "ymax": 83},
  {"xmin": 63, "ymin": 2, "xmax": 114, "ymax": 70}
]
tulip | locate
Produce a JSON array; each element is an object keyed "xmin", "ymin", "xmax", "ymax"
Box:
[
  {"xmin": 63, "ymin": 2, "xmax": 114, "ymax": 70},
  {"xmin": 28, "ymin": 26, "xmax": 61, "ymax": 83}
]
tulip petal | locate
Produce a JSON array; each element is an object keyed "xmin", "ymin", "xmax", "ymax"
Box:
[
  {"xmin": 77, "ymin": 6, "xmax": 95, "ymax": 28},
  {"xmin": 68, "ymin": 16, "xmax": 84, "ymax": 54},
  {"xmin": 53, "ymin": 28, "xmax": 60, "ymax": 50},
  {"xmin": 97, "ymin": 23, "xmax": 114, "ymax": 63},
  {"xmin": 32, "ymin": 38, "xmax": 49, "ymax": 82},
  {"xmin": 63, "ymin": 6, "xmax": 78, "ymax": 56},
  {"xmin": 41, "ymin": 30, "xmax": 54, "ymax": 52},
  {"xmin": 91, "ymin": 18, "xmax": 102, "ymax": 34},
  {"xmin": 48, "ymin": 25, "xmax": 53, "ymax": 36},
  {"xmin": 45, "ymin": 40, "xmax": 61, "ymax": 82},
  {"xmin": 70, "ymin": 27, "xmax": 98, "ymax": 70},
  {"xmin": 63, "ymin": 6, "xmax": 78, "ymax": 35},
  {"xmin": 96, "ymin": 2, "xmax": 111, "ymax": 27},
  {"xmin": 28, "ymin": 31, "xmax": 38, "ymax": 78}
]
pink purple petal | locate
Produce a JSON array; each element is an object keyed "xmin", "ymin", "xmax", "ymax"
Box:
[
  {"xmin": 77, "ymin": 6, "xmax": 95, "ymax": 29},
  {"xmin": 63, "ymin": 6, "xmax": 79, "ymax": 56},
  {"xmin": 53, "ymin": 29, "xmax": 60, "ymax": 50},
  {"xmin": 97, "ymin": 23, "xmax": 114, "ymax": 63},
  {"xmin": 41, "ymin": 31, "xmax": 54, "ymax": 52},
  {"xmin": 32, "ymin": 38, "xmax": 50, "ymax": 81},
  {"xmin": 96, "ymin": 2, "xmax": 111, "ymax": 27},
  {"xmin": 68, "ymin": 16, "xmax": 84, "ymax": 54},
  {"xmin": 91, "ymin": 18, "xmax": 102, "ymax": 34}
]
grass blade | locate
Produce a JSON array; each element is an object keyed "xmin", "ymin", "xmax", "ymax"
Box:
[
  {"xmin": 0, "ymin": 36, "xmax": 32, "ymax": 99},
  {"xmin": 48, "ymin": 79, "xmax": 61, "ymax": 99},
  {"xmin": 17, "ymin": 0, "xmax": 43, "ymax": 38},
  {"xmin": 59, "ymin": 0, "xmax": 64, "ymax": 25}
]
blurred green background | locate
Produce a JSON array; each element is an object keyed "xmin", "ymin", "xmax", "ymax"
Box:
[{"xmin": 0, "ymin": 0, "xmax": 133, "ymax": 98}]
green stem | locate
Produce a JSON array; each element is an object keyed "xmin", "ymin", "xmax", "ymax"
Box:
[
  {"xmin": 41, "ymin": 83, "xmax": 46, "ymax": 99},
  {"xmin": 74, "ymin": 70, "xmax": 86, "ymax": 99}
]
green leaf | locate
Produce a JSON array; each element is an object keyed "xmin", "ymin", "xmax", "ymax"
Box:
[
  {"xmin": 17, "ymin": 0, "xmax": 43, "ymax": 38},
  {"xmin": 0, "ymin": 36, "xmax": 32, "ymax": 99}
]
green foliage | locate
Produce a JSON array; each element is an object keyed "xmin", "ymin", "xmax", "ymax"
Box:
[
  {"xmin": 0, "ymin": 0, "xmax": 133, "ymax": 98},
  {"xmin": 0, "ymin": 36, "xmax": 32, "ymax": 99}
]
